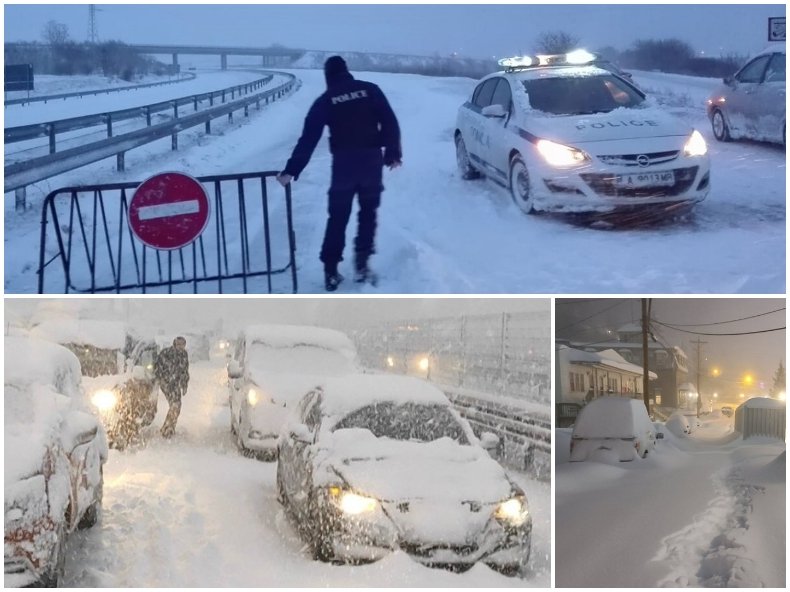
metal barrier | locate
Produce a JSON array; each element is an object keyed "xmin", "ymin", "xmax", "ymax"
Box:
[
  {"xmin": 37, "ymin": 171, "xmax": 297, "ymax": 294},
  {"xmin": 734, "ymin": 401, "xmax": 786, "ymax": 440},
  {"xmin": 4, "ymin": 72, "xmax": 198, "ymax": 106}
]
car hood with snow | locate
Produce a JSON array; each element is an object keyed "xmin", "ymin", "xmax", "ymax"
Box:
[
  {"xmin": 315, "ymin": 429, "xmax": 513, "ymax": 503},
  {"xmin": 523, "ymin": 106, "xmax": 692, "ymax": 146}
]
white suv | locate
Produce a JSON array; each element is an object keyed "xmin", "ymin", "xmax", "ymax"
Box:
[{"xmin": 455, "ymin": 51, "xmax": 711, "ymax": 218}]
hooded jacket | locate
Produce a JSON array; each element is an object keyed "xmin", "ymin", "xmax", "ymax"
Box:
[{"xmin": 283, "ymin": 57, "xmax": 402, "ymax": 180}]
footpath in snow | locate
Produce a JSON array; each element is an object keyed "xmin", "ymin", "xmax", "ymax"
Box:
[{"xmin": 555, "ymin": 413, "xmax": 785, "ymax": 587}]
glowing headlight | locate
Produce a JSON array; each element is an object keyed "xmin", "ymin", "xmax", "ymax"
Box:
[
  {"xmin": 247, "ymin": 388, "xmax": 260, "ymax": 406},
  {"xmin": 91, "ymin": 389, "xmax": 118, "ymax": 411},
  {"xmin": 386, "ymin": 356, "xmax": 395, "ymax": 368},
  {"xmin": 683, "ymin": 129, "xmax": 708, "ymax": 157},
  {"xmin": 328, "ymin": 486, "xmax": 378, "ymax": 515},
  {"xmin": 536, "ymin": 139, "xmax": 588, "ymax": 167},
  {"xmin": 494, "ymin": 496, "xmax": 530, "ymax": 526},
  {"xmin": 418, "ymin": 357, "xmax": 430, "ymax": 371}
]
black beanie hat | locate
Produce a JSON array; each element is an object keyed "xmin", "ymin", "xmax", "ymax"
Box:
[{"xmin": 324, "ymin": 55, "xmax": 350, "ymax": 86}]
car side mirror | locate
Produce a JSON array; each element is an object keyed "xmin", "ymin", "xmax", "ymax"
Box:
[
  {"xmin": 227, "ymin": 360, "xmax": 242, "ymax": 379},
  {"xmin": 289, "ymin": 423, "xmax": 312, "ymax": 444},
  {"xmin": 64, "ymin": 411, "xmax": 99, "ymax": 452},
  {"xmin": 723, "ymin": 75, "xmax": 734, "ymax": 86},
  {"xmin": 656, "ymin": 432, "xmax": 665, "ymax": 440},
  {"xmin": 480, "ymin": 431, "xmax": 500, "ymax": 451},
  {"xmin": 482, "ymin": 104, "xmax": 508, "ymax": 118}
]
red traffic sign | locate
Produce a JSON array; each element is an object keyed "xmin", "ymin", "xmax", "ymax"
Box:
[{"xmin": 128, "ymin": 172, "xmax": 210, "ymax": 250}]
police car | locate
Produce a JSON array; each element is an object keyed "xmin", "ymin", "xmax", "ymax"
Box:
[{"xmin": 455, "ymin": 50, "xmax": 711, "ymax": 216}]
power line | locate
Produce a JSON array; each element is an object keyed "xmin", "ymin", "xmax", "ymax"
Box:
[
  {"xmin": 653, "ymin": 306, "xmax": 785, "ymax": 328},
  {"xmin": 556, "ymin": 299, "xmax": 628, "ymax": 333},
  {"xmin": 652, "ymin": 320, "xmax": 785, "ymax": 336}
]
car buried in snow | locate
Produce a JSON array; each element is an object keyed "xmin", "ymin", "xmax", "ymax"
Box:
[
  {"xmin": 706, "ymin": 44, "xmax": 785, "ymax": 145},
  {"xmin": 570, "ymin": 396, "xmax": 659, "ymax": 461},
  {"xmin": 227, "ymin": 324, "xmax": 361, "ymax": 459},
  {"xmin": 276, "ymin": 374, "xmax": 531, "ymax": 575},
  {"xmin": 4, "ymin": 336, "xmax": 108, "ymax": 587},
  {"xmin": 30, "ymin": 320, "xmax": 160, "ymax": 449},
  {"xmin": 455, "ymin": 50, "xmax": 711, "ymax": 221}
]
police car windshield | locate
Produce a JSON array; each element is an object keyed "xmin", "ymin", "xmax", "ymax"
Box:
[{"xmin": 522, "ymin": 74, "xmax": 644, "ymax": 115}]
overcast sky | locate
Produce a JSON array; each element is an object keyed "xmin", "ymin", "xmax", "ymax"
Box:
[
  {"xmin": 556, "ymin": 298, "xmax": 786, "ymax": 396},
  {"xmin": 4, "ymin": 3, "xmax": 785, "ymax": 59}
]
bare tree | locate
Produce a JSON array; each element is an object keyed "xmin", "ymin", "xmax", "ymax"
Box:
[
  {"xmin": 42, "ymin": 20, "xmax": 70, "ymax": 46},
  {"xmin": 534, "ymin": 31, "xmax": 580, "ymax": 54}
]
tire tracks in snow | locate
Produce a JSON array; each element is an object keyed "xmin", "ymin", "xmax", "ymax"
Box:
[{"xmin": 654, "ymin": 466, "xmax": 766, "ymax": 587}]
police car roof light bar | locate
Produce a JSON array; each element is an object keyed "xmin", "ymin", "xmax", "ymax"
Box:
[{"xmin": 498, "ymin": 49, "xmax": 597, "ymax": 71}]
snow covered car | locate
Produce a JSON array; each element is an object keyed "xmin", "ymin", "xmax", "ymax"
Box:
[
  {"xmin": 31, "ymin": 319, "xmax": 159, "ymax": 449},
  {"xmin": 706, "ymin": 44, "xmax": 785, "ymax": 145},
  {"xmin": 455, "ymin": 50, "xmax": 711, "ymax": 217},
  {"xmin": 227, "ymin": 324, "xmax": 361, "ymax": 459},
  {"xmin": 276, "ymin": 374, "xmax": 531, "ymax": 575},
  {"xmin": 720, "ymin": 405, "xmax": 734, "ymax": 417},
  {"xmin": 4, "ymin": 336, "xmax": 108, "ymax": 587},
  {"xmin": 570, "ymin": 397, "xmax": 657, "ymax": 461}
]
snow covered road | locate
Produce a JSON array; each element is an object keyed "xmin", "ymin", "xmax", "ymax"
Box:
[
  {"xmin": 555, "ymin": 417, "xmax": 785, "ymax": 587},
  {"xmin": 61, "ymin": 359, "xmax": 550, "ymax": 587},
  {"xmin": 5, "ymin": 68, "xmax": 785, "ymax": 293}
]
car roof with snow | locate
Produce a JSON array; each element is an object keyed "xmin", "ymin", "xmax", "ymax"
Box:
[
  {"xmin": 501, "ymin": 63, "xmax": 612, "ymax": 82},
  {"xmin": 4, "ymin": 335, "xmax": 83, "ymax": 391},
  {"xmin": 316, "ymin": 374, "xmax": 452, "ymax": 418},
  {"xmin": 29, "ymin": 318, "xmax": 127, "ymax": 350},
  {"xmin": 572, "ymin": 396, "xmax": 654, "ymax": 439},
  {"xmin": 244, "ymin": 323, "xmax": 356, "ymax": 355}
]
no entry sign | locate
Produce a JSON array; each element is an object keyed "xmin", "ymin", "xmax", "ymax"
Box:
[{"xmin": 128, "ymin": 172, "xmax": 210, "ymax": 250}]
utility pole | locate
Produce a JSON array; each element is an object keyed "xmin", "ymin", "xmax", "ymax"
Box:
[
  {"xmin": 691, "ymin": 338, "xmax": 707, "ymax": 418},
  {"xmin": 641, "ymin": 298, "xmax": 651, "ymax": 415},
  {"xmin": 88, "ymin": 5, "xmax": 100, "ymax": 44}
]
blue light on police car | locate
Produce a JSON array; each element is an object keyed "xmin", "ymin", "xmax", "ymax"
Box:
[{"xmin": 498, "ymin": 56, "xmax": 534, "ymax": 68}]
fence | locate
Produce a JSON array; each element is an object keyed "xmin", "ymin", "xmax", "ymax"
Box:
[
  {"xmin": 734, "ymin": 400, "xmax": 786, "ymax": 440},
  {"xmin": 352, "ymin": 311, "xmax": 551, "ymax": 405},
  {"xmin": 37, "ymin": 171, "xmax": 297, "ymax": 294}
]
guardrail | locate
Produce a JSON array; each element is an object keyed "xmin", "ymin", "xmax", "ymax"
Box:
[
  {"xmin": 5, "ymin": 73, "xmax": 274, "ymax": 149},
  {"xmin": 4, "ymin": 72, "xmax": 198, "ymax": 106},
  {"xmin": 5, "ymin": 72, "xmax": 299, "ymax": 200},
  {"xmin": 444, "ymin": 387, "xmax": 551, "ymax": 481}
]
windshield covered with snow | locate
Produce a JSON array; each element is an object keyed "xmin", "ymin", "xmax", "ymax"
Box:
[
  {"xmin": 66, "ymin": 344, "xmax": 120, "ymax": 377},
  {"xmin": 522, "ymin": 74, "xmax": 645, "ymax": 115},
  {"xmin": 333, "ymin": 402, "xmax": 469, "ymax": 444},
  {"xmin": 248, "ymin": 342, "xmax": 356, "ymax": 376}
]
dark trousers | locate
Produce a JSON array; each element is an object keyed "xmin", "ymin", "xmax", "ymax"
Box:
[
  {"xmin": 320, "ymin": 150, "xmax": 383, "ymax": 268},
  {"xmin": 161, "ymin": 387, "xmax": 183, "ymax": 437}
]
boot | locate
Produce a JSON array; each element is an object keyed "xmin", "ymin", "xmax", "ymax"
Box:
[
  {"xmin": 354, "ymin": 257, "xmax": 378, "ymax": 286},
  {"xmin": 324, "ymin": 262, "xmax": 344, "ymax": 292}
]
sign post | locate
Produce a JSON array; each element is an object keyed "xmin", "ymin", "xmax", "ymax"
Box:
[
  {"xmin": 128, "ymin": 172, "xmax": 210, "ymax": 250},
  {"xmin": 4, "ymin": 64, "xmax": 34, "ymax": 97}
]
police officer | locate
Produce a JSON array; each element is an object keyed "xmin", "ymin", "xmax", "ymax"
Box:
[
  {"xmin": 277, "ymin": 56, "xmax": 402, "ymax": 292},
  {"xmin": 154, "ymin": 336, "xmax": 189, "ymax": 438}
]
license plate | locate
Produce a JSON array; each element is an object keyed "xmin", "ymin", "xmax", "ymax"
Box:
[{"xmin": 614, "ymin": 170, "xmax": 675, "ymax": 188}]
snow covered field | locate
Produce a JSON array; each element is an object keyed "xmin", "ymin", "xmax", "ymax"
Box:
[
  {"xmin": 555, "ymin": 412, "xmax": 785, "ymax": 587},
  {"xmin": 60, "ymin": 358, "xmax": 550, "ymax": 587},
  {"xmin": 4, "ymin": 67, "xmax": 785, "ymax": 293}
]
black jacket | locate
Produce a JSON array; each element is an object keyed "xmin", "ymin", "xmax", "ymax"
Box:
[
  {"xmin": 283, "ymin": 73, "xmax": 401, "ymax": 180},
  {"xmin": 154, "ymin": 346, "xmax": 189, "ymax": 394}
]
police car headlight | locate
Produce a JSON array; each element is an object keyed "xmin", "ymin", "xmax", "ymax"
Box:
[
  {"xmin": 683, "ymin": 129, "xmax": 708, "ymax": 157},
  {"xmin": 91, "ymin": 389, "xmax": 118, "ymax": 411},
  {"xmin": 536, "ymin": 139, "xmax": 588, "ymax": 167}
]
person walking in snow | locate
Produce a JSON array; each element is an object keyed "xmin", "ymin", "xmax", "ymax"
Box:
[
  {"xmin": 154, "ymin": 336, "xmax": 190, "ymax": 438},
  {"xmin": 277, "ymin": 55, "xmax": 402, "ymax": 292}
]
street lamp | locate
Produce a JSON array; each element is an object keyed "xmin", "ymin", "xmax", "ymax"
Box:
[{"xmin": 711, "ymin": 367, "xmax": 721, "ymax": 377}]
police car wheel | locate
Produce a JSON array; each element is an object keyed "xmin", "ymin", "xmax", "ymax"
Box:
[
  {"xmin": 455, "ymin": 135, "xmax": 480, "ymax": 180},
  {"xmin": 711, "ymin": 109, "xmax": 731, "ymax": 142},
  {"xmin": 509, "ymin": 154, "xmax": 535, "ymax": 214}
]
